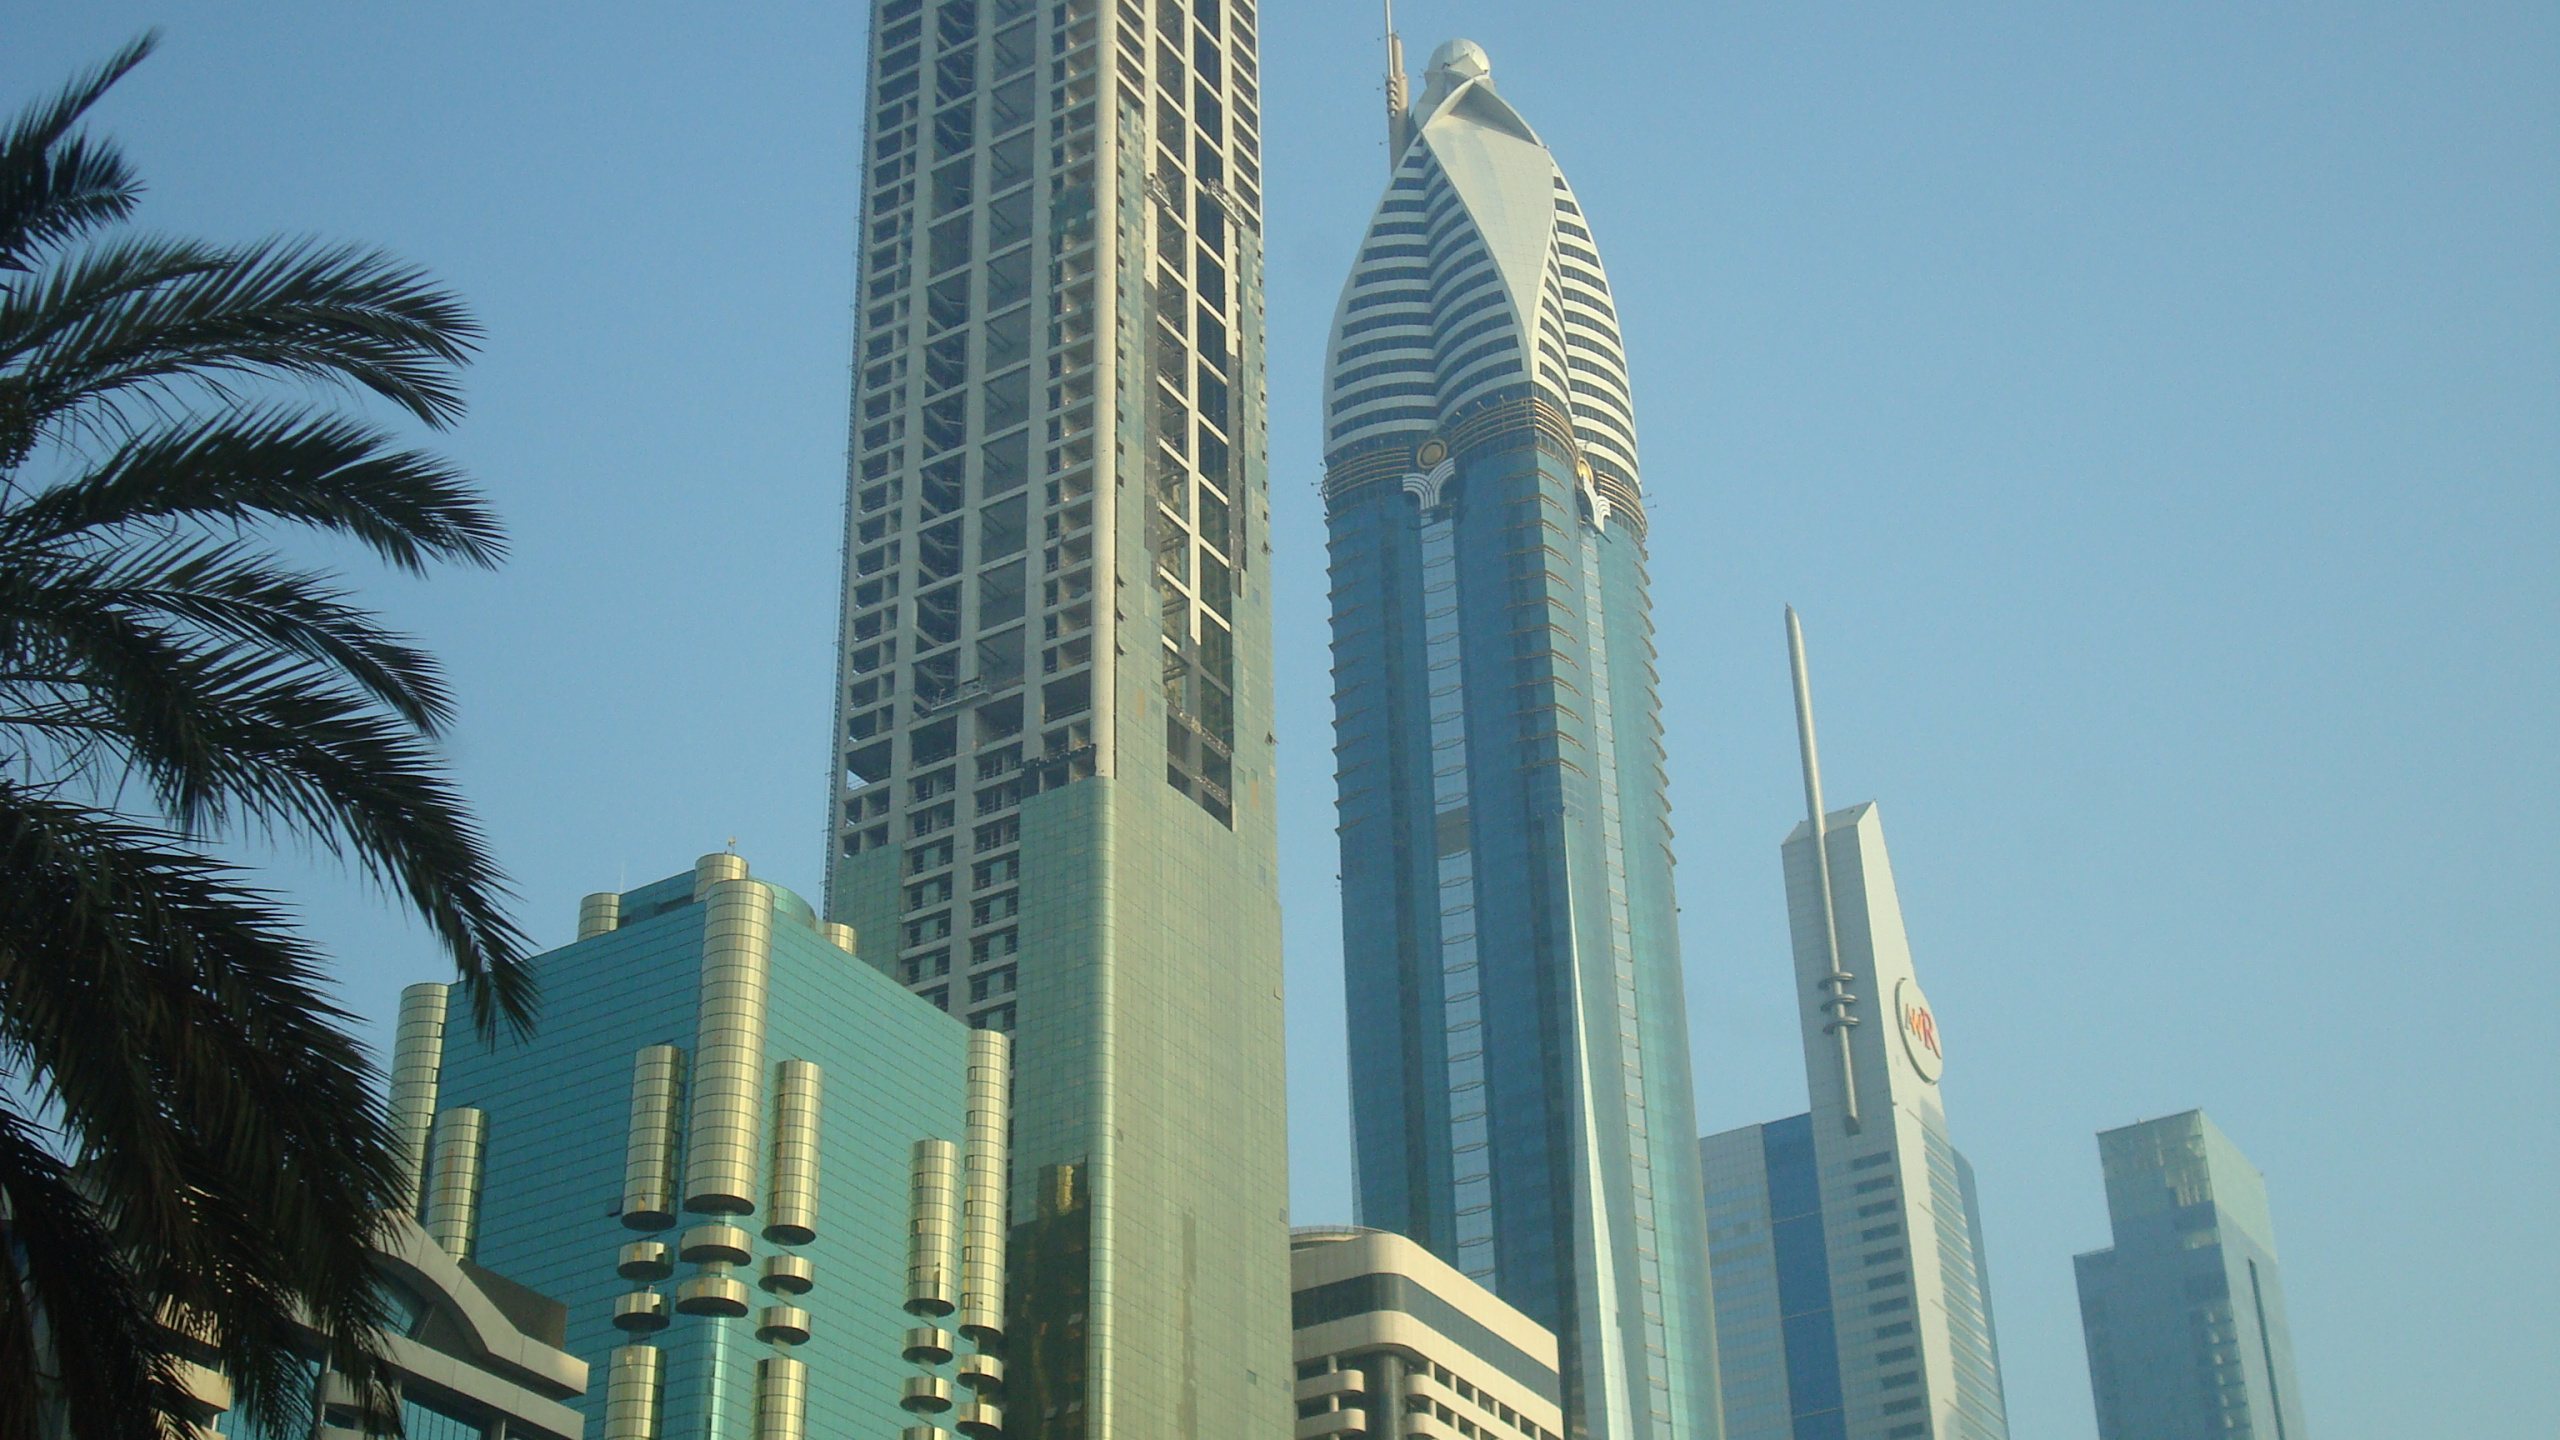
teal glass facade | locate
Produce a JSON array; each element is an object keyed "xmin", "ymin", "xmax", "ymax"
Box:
[
  {"xmin": 2074, "ymin": 1111, "xmax": 2307, "ymax": 1440},
  {"xmin": 1324, "ymin": 41, "xmax": 1717, "ymax": 1440},
  {"xmin": 427, "ymin": 857, "xmax": 974, "ymax": 1440}
]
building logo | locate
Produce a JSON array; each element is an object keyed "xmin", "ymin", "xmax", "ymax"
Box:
[{"xmin": 1895, "ymin": 977, "xmax": 1943, "ymax": 1083}]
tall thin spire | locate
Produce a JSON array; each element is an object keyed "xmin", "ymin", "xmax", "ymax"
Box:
[
  {"xmin": 1788, "ymin": 606, "xmax": 1862, "ymax": 1132},
  {"xmin": 1383, "ymin": 0, "xmax": 1410, "ymax": 165}
]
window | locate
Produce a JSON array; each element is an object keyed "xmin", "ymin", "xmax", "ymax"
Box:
[
  {"xmin": 908, "ymin": 838, "xmax": 954, "ymax": 873},
  {"xmin": 969, "ymin": 964, "xmax": 1017, "ymax": 1002},
  {"xmin": 980, "ymin": 494, "xmax": 1028, "ymax": 558},
  {"xmin": 973, "ymin": 853, "xmax": 1020, "ymax": 888},
  {"xmin": 922, "ymin": 985, "xmax": 950, "ymax": 1011},
  {"xmin": 979, "ymin": 560, "xmax": 1027, "ymax": 626},
  {"xmin": 969, "ymin": 1002, "xmax": 1014, "ymax": 1031},
  {"xmin": 970, "ymin": 928, "xmax": 1018, "ymax": 963}
]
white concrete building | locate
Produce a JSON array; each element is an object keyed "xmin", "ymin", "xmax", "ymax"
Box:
[
  {"xmin": 1292, "ymin": 1228, "xmax": 1565, "ymax": 1440},
  {"xmin": 1696, "ymin": 617, "xmax": 2010, "ymax": 1440}
]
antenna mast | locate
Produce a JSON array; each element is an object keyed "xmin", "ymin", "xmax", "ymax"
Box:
[
  {"xmin": 1788, "ymin": 606, "xmax": 1862, "ymax": 1132},
  {"xmin": 1384, "ymin": 0, "xmax": 1410, "ymax": 164}
]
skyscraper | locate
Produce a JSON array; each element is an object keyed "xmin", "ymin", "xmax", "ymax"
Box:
[
  {"xmin": 823, "ymin": 1, "xmax": 1289, "ymax": 1436},
  {"xmin": 1696, "ymin": 615, "xmax": 2009, "ymax": 1440},
  {"xmin": 2074, "ymin": 1111, "xmax": 2308, "ymax": 1440},
  {"xmin": 1323, "ymin": 33, "xmax": 1717, "ymax": 1440}
]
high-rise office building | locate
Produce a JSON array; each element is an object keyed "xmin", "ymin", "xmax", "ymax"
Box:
[
  {"xmin": 1323, "ymin": 33, "xmax": 1716, "ymax": 1440},
  {"xmin": 2073, "ymin": 1111, "xmax": 2308, "ymax": 1440},
  {"xmin": 413, "ymin": 853, "xmax": 1008, "ymax": 1440},
  {"xmin": 823, "ymin": 0, "xmax": 1289, "ymax": 1436},
  {"xmin": 1696, "ymin": 616, "xmax": 2008, "ymax": 1440}
]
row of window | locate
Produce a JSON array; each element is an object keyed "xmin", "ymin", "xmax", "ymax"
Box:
[{"xmin": 1295, "ymin": 1353, "xmax": 1556, "ymax": 1440}]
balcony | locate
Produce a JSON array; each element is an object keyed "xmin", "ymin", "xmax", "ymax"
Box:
[{"xmin": 1294, "ymin": 1370, "xmax": 1367, "ymax": 1405}]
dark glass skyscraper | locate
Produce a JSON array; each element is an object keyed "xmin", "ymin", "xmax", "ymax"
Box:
[
  {"xmin": 1323, "ymin": 36, "xmax": 1718, "ymax": 1440},
  {"xmin": 824, "ymin": 0, "xmax": 1290, "ymax": 1435}
]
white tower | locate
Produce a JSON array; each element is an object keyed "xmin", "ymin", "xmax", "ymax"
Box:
[{"xmin": 1697, "ymin": 615, "xmax": 2011, "ymax": 1440}]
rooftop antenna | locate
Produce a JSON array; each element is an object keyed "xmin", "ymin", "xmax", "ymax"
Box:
[
  {"xmin": 1383, "ymin": 0, "xmax": 1410, "ymax": 165},
  {"xmin": 1788, "ymin": 606, "xmax": 1862, "ymax": 1133}
]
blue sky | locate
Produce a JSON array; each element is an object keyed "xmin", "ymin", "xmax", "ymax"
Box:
[{"xmin": 8, "ymin": 4, "xmax": 2553, "ymax": 1436}]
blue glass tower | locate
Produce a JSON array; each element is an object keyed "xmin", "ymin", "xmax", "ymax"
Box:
[
  {"xmin": 1324, "ymin": 36, "xmax": 1717, "ymax": 1440},
  {"xmin": 2074, "ymin": 1111, "xmax": 2308, "ymax": 1440}
]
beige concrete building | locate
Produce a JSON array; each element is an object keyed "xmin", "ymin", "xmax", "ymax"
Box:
[
  {"xmin": 1291, "ymin": 1228, "xmax": 1563, "ymax": 1440},
  {"xmin": 168, "ymin": 1211, "xmax": 587, "ymax": 1440}
]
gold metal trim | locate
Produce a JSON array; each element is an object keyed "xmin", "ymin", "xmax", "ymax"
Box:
[
  {"xmin": 621, "ymin": 1045, "xmax": 686, "ymax": 1229},
  {"xmin": 764, "ymin": 1060, "xmax": 823, "ymax": 1244},
  {"xmin": 388, "ymin": 983, "xmax": 448, "ymax": 1218},
  {"xmin": 602, "ymin": 1346, "xmax": 663, "ymax": 1440},
  {"xmin": 421, "ymin": 1107, "xmax": 486, "ymax": 1260},
  {"xmin": 956, "ymin": 1030, "xmax": 1012, "ymax": 1342},
  {"xmin": 682, "ymin": 862, "xmax": 775, "ymax": 1215},
  {"xmin": 755, "ymin": 1356, "xmax": 809, "ymax": 1440}
]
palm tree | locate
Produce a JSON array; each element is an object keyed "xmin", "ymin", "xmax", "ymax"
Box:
[{"xmin": 0, "ymin": 36, "xmax": 534, "ymax": 1440}]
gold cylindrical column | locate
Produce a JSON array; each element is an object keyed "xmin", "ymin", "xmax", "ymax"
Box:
[
  {"xmin": 957, "ymin": 1030, "xmax": 1011, "ymax": 1342},
  {"xmin": 694, "ymin": 850, "xmax": 750, "ymax": 897},
  {"xmin": 682, "ymin": 865, "xmax": 774, "ymax": 1215},
  {"xmin": 765, "ymin": 1060, "xmax": 822, "ymax": 1245},
  {"xmin": 906, "ymin": 1139, "xmax": 961, "ymax": 1316},
  {"xmin": 820, "ymin": 921, "xmax": 858, "ymax": 954},
  {"xmin": 387, "ymin": 983, "xmax": 448, "ymax": 1217},
  {"xmin": 762, "ymin": 1253, "xmax": 815, "ymax": 1295},
  {"xmin": 602, "ymin": 1345, "xmax": 663, "ymax": 1440},
  {"xmin": 755, "ymin": 1356, "xmax": 809, "ymax": 1440},
  {"xmin": 422, "ymin": 1107, "xmax": 487, "ymax": 1260},
  {"xmin": 622, "ymin": 1045, "xmax": 686, "ymax": 1229},
  {"xmin": 579, "ymin": 891, "xmax": 623, "ymax": 940}
]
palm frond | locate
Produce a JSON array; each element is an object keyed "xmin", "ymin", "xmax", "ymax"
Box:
[
  {"xmin": 2, "ymin": 408, "xmax": 505, "ymax": 572},
  {"xmin": 0, "ymin": 784, "xmax": 400, "ymax": 1437},
  {"xmin": 0, "ymin": 580, "xmax": 530, "ymax": 1027},
  {"xmin": 0, "ymin": 1101, "xmax": 188, "ymax": 1440},
  {"xmin": 0, "ymin": 235, "xmax": 480, "ymax": 455},
  {"xmin": 0, "ymin": 533, "xmax": 455, "ymax": 732},
  {"xmin": 0, "ymin": 34, "xmax": 155, "ymax": 274}
]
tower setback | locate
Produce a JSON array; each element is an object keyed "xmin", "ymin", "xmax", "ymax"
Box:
[{"xmin": 824, "ymin": 0, "xmax": 1290, "ymax": 1435}]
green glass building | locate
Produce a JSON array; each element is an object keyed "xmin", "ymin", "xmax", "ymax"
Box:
[
  {"xmin": 821, "ymin": 1, "xmax": 1290, "ymax": 1436},
  {"xmin": 411, "ymin": 852, "xmax": 1011, "ymax": 1440}
]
